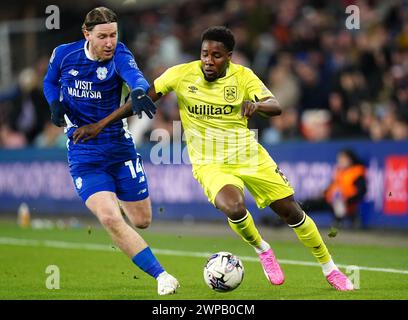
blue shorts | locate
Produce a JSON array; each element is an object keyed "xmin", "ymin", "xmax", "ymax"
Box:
[{"xmin": 68, "ymin": 140, "xmax": 149, "ymax": 202}]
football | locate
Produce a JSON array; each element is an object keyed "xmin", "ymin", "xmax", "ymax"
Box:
[{"xmin": 203, "ymin": 251, "xmax": 244, "ymax": 292}]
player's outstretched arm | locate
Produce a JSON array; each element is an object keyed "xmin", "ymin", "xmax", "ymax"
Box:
[
  {"xmin": 241, "ymin": 96, "xmax": 282, "ymax": 118},
  {"xmin": 73, "ymin": 99, "xmax": 133, "ymax": 144},
  {"xmin": 73, "ymin": 86, "xmax": 163, "ymax": 144}
]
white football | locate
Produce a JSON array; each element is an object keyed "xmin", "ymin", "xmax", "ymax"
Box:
[{"xmin": 203, "ymin": 251, "xmax": 244, "ymax": 292}]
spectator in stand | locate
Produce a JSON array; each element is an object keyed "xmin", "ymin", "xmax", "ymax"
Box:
[
  {"xmin": 3, "ymin": 63, "xmax": 50, "ymax": 144},
  {"xmin": 302, "ymin": 149, "xmax": 367, "ymax": 229}
]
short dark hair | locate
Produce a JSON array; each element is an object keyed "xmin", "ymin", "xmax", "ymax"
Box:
[
  {"xmin": 339, "ymin": 148, "xmax": 363, "ymax": 165},
  {"xmin": 82, "ymin": 7, "xmax": 117, "ymax": 31},
  {"xmin": 201, "ymin": 26, "xmax": 235, "ymax": 52}
]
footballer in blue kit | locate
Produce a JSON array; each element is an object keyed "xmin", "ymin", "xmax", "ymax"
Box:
[
  {"xmin": 43, "ymin": 6, "xmax": 179, "ymax": 295},
  {"xmin": 44, "ymin": 36, "xmax": 147, "ymax": 201}
]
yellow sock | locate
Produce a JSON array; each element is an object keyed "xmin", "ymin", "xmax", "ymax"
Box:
[
  {"xmin": 228, "ymin": 211, "xmax": 263, "ymax": 248},
  {"xmin": 290, "ymin": 212, "xmax": 331, "ymax": 264}
]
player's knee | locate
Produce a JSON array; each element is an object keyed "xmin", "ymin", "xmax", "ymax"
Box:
[
  {"xmin": 134, "ymin": 216, "xmax": 151, "ymax": 229},
  {"xmin": 126, "ymin": 208, "xmax": 152, "ymax": 229},
  {"xmin": 221, "ymin": 201, "xmax": 247, "ymax": 220}
]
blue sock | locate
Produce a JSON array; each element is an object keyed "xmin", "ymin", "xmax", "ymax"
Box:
[{"xmin": 132, "ymin": 247, "xmax": 165, "ymax": 279}]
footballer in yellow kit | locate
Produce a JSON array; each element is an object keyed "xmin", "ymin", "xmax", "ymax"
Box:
[
  {"xmin": 72, "ymin": 26, "xmax": 355, "ymax": 291},
  {"xmin": 154, "ymin": 60, "xmax": 294, "ymax": 208}
]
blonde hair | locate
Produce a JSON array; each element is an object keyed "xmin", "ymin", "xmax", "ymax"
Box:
[{"xmin": 82, "ymin": 7, "xmax": 117, "ymax": 31}]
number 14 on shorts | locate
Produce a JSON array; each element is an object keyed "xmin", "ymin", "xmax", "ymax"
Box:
[{"xmin": 125, "ymin": 159, "xmax": 144, "ymax": 179}]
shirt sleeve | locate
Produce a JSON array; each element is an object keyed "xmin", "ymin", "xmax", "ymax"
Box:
[
  {"xmin": 114, "ymin": 43, "xmax": 150, "ymax": 92},
  {"xmin": 154, "ymin": 64, "xmax": 185, "ymax": 96},
  {"xmin": 43, "ymin": 46, "xmax": 64, "ymax": 105},
  {"xmin": 243, "ymin": 67, "xmax": 274, "ymax": 102}
]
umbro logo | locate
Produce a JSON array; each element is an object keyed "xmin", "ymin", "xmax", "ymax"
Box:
[
  {"xmin": 68, "ymin": 69, "xmax": 79, "ymax": 76},
  {"xmin": 188, "ymin": 85, "xmax": 198, "ymax": 93}
]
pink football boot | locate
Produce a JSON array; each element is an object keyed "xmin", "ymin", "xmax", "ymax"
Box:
[
  {"xmin": 326, "ymin": 269, "xmax": 354, "ymax": 291},
  {"xmin": 258, "ymin": 248, "xmax": 285, "ymax": 285}
]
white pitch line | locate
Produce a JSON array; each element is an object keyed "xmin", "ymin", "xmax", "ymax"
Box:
[{"xmin": 1, "ymin": 237, "xmax": 408, "ymax": 275}]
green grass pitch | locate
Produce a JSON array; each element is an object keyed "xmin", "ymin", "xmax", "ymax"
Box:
[{"xmin": 0, "ymin": 222, "xmax": 407, "ymax": 300}]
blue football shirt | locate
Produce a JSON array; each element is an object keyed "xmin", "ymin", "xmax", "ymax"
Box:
[{"xmin": 43, "ymin": 39, "xmax": 149, "ymax": 145}]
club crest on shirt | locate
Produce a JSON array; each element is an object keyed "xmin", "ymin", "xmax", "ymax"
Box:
[
  {"xmin": 96, "ymin": 67, "xmax": 108, "ymax": 80},
  {"xmin": 224, "ymin": 86, "xmax": 237, "ymax": 102},
  {"xmin": 75, "ymin": 177, "xmax": 82, "ymax": 190},
  {"xmin": 188, "ymin": 85, "xmax": 198, "ymax": 93}
]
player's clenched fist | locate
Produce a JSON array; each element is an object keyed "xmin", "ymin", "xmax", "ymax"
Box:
[
  {"xmin": 131, "ymin": 88, "xmax": 157, "ymax": 119},
  {"xmin": 73, "ymin": 123, "xmax": 103, "ymax": 144},
  {"xmin": 241, "ymin": 100, "xmax": 258, "ymax": 118}
]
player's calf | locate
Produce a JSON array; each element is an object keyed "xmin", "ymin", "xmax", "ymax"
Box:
[
  {"xmin": 269, "ymin": 196, "xmax": 304, "ymax": 225},
  {"xmin": 97, "ymin": 212, "xmax": 126, "ymax": 234}
]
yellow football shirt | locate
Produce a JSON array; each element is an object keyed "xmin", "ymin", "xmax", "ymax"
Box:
[{"xmin": 154, "ymin": 60, "xmax": 273, "ymax": 166}]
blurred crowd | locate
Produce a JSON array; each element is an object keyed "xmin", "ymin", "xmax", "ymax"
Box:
[{"xmin": 1, "ymin": 0, "xmax": 408, "ymax": 148}]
